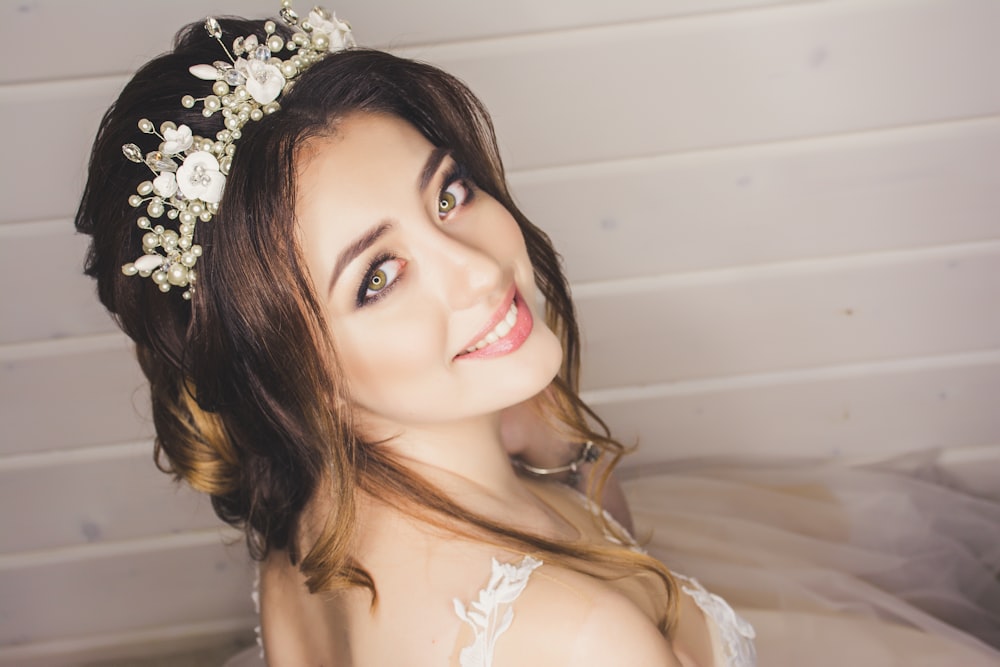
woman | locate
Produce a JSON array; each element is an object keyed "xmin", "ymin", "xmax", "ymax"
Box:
[
  {"xmin": 75, "ymin": 9, "xmax": 754, "ymax": 666},
  {"xmin": 75, "ymin": 7, "xmax": 998, "ymax": 666}
]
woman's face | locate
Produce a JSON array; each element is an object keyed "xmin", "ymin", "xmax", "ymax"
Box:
[{"xmin": 296, "ymin": 113, "xmax": 562, "ymax": 435}]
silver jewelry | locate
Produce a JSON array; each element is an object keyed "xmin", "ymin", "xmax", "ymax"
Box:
[
  {"xmin": 513, "ymin": 441, "xmax": 600, "ymax": 486},
  {"xmin": 119, "ymin": 4, "xmax": 355, "ymax": 299}
]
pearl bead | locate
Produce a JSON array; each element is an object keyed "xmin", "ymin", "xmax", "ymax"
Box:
[
  {"xmin": 182, "ymin": 252, "xmax": 197, "ymax": 267},
  {"xmin": 128, "ymin": 195, "xmax": 143, "ymax": 207},
  {"xmin": 265, "ymin": 20, "xmax": 276, "ymax": 34},
  {"xmin": 200, "ymin": 210, "xmax": 213, "ymax": 222},
  {"xmin": 180, "ymin": 212, "xmax": 195, "ymax": 225},
  {"xmin": 142, "ymin": 232, "xmax": 160, "ymax": 249},
  {"xmin": 182, "ymin": 291, "xmax": 192, "ymax": 300},
  {"xmin": 160, "ymin": 121, "xmax": 176, "ymax": 134},
  {"xmin": 158, "ymin": 283, "xmax": 171, "ymax": 293},
  {"xmin": 137, "ymin": 217, "xmax": 151, "ymax": 229},
  {"xmin": 312, "ymin": 33, "xmax": 329, "ymax": 51},
  {"xmin": 167, "ymin": 210, "xmax": 179, "ymax": 219},
  {"xmin": 189, "ymin": 202, "xmax": 203, "ymax": 215},
  {"xmin": 235, "ymin": 87, "xmax": 249, "ymax": 101},
  {"xmin": 280, "ymin": 61, "xmax": 297, "ymax": 78},
  {"xmin": 213, "ymin": 81, "xmax": 229, "ymax": 96},
  {"xmin": 179, "ymin": 237, "xmax": 192, "ymax": 250},
  {"xmin": 122, "ymin": 263, "xmax": 138, "ymax": 276},
  {"xmin": 138, "ymin": 118, "xmax": 154, "ymax": 133},
  {"xmin": 137, "ymin": 181, "xmax": 154, "ymax": 196},
  {"xmin": 192, "ymin": 245, "xmax": 203, "ymax": 257},
  {"xmin": 181, "ymin": 95, "xmax": 195, "ymax": 108},
  {"xmin": 250, "ymin": 108, "xmax": 263, "ymax": 121},
  {"xmin": 167, "ymin": 264, "xmax": 188, "ymax": 286},
  {"xmin": 268, "ymin": 35, "xmax": 284, "ymax": 52},
  {"xmin": 204, "ymin": 95, "xmax": 221, "ymax": 111},
  {"xmin": 147, "ymin": 200, "xmax": 164, "ymax": 217}
]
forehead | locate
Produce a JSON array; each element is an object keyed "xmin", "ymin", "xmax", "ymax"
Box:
[{"xmin": 296, "ymin": 112, "xmax": 432, "ymax": 209}]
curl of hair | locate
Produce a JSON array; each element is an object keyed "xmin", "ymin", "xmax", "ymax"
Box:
[{"xmin": 76, "ymin": 17, "xmax": 677, "ymax": 634}]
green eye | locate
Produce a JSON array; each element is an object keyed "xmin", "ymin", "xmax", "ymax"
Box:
[
  {"xmin": 439, "ymin": 191, "xmax": 457, "ymax": 214},
  {"xmin": 368, "ymin": 269, "xmax": 387, "ymax": 292}
]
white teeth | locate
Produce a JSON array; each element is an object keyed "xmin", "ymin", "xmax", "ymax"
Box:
[{"xmin": 465, "ymin": 301, "xmax": 518, "ymax": 353}]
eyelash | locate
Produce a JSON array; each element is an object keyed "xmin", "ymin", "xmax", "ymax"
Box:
[{"xmin": 355, "ymin": 162, "xmax": 476, "ymax": 308}]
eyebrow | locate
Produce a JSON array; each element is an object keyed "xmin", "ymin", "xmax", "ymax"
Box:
[
  {"xmin": 326, "ymin": 148, "xmax": 452, "ymax": 296},
  {"xmin": 419, "ymin": 146, "xmax": 452, "ymax": 193},
  {"xmin": 327, "ymin": 222, "xmax": 391, "ymax": 296}
]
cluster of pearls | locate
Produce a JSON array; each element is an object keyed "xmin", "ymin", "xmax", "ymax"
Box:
[{"xmin": 120, "ymin": 4, "xmax": 354, "ymax": 299}]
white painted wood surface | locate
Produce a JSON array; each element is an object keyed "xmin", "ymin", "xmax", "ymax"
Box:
[{"xmin": 1, "ymin": 0, "xmax": 997, "ymax": 661}]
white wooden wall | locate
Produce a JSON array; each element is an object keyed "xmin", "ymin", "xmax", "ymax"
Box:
[{"xmin": 2, "ymin": 0, "xmax": 998, "ymax": 663}]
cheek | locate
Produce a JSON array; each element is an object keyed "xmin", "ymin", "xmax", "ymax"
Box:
[{"xmin": 333, "ymin": 313, "xmax": 448, "ymax": 408}]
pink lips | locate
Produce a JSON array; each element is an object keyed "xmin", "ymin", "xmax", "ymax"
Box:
[{"xmin": 456, "ymin": 287, "xmax": 534, "ymax": 360}]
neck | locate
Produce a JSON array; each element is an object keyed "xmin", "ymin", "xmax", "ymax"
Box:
[{"xmin": 363, "ymin": 412, "xmax": 526, "ymax": 501}]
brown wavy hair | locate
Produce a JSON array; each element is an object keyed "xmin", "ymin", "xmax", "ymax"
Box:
[{"xmin": 75, "ymin": 17, "xmax": 678, "ymax": 632}]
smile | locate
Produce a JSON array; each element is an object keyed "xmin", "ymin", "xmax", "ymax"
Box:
[{"xmin": 456, "ymin": 289, "xmax": 534, "ymax": 360}]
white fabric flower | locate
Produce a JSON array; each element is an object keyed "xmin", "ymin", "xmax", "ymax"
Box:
[
  {"xmin": 308, "ymin": 10, "xmax": 356, "ymax": 51},
  {"xmin": 235, "ymin": 57, "xmax": 285, "ymax": 104},
  {"xmin": 152, "ymin": 172, "xmax": 178, "ymax": 198},
  {"xmin": 176, "ymin": 151, "xmax": 226, "ymax": 203},
  {"xmin": 162, "ymin": 125, "xmax": 193, "ymax": 155}
]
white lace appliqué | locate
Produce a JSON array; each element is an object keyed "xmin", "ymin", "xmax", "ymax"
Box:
[
  {"xmin": 453, "ymin": 555, "xmax": 543, "ymax": 667},
  {"xmin": 676, "ymin": 574, "xmax": 757, "ymax": 667}
]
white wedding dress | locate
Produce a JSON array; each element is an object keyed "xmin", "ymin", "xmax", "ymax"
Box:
[
  {"xmin": 226, "ymin": 449, "xmax": 999, "ymax": 666},
  {"xmin": 622, "ymin": 450, "xmax": 1000, "ymax": 666}
]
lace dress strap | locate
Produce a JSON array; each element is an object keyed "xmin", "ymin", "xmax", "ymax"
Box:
[{"xmin": 452, "ymin": 555, "xmax": 543, "ymax": 667}]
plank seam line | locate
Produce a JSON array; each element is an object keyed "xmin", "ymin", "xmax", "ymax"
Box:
[
  {"xmin": 0, "ymin": 616, "xmax": 257, "ymax": 660},
  {"xmin": 0, "ymin": 528, "xmax": 244, "ymax": 571},
  {"xmin": 0, "ymin": 332, "xmax": 129, "ymax": 361},
  {"xmin": 508, "ymin": 113, "xmax": 1000, "ymax": 181},
  {"xmin": 0, "ymin": 440, "xmax": 152, "ymax": 472},
  {"xmin": 581, "ymin": 347, "xmax": 1000, "ymax": 404},
  {"xmin": 572, "ymin": 238, "xmax": 1000, "ymax": 297}
]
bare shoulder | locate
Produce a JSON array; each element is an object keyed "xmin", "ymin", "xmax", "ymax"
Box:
[{"xmin": 490, "ymin": 566, "xmax": 682, "ymax": 667}]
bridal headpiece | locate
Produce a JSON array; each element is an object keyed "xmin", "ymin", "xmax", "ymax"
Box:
[{"xmin": 120, "ymin": 3, "xmax": 355, "ymax": 299}]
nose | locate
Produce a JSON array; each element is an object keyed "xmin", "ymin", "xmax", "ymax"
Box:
[{"xmin": 417, "ymin": 227, "xmax": 505, "ymax": 310}]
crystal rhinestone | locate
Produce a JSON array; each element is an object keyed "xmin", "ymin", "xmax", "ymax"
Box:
[
  {"xmin": 312, "ymin": 6, "xmax": 331, "ymax": 20},
  {"xmin": 244, "ymin": 35, "xmax": 259, "ymax": 51},
  {"xmin": 233, "ymin": 36, "xmax": 245, "ymax": 55},
  {"xmin": 205, "ymin": 17, "xmax": 223, "ymax": 39},
  {"xmin": 224, "ymin": 69, "xmax": 246, "ymax": 86},
  {"xmin": 280, "ymin": 7, "xmax": 299, "ymax": 24},
  {"xmin": 145, "ymin": 152, "xmax": 177, "ymax": 172},
  {"xmin": 253, "ymin": 45, "xmax": 271, "ymax": 61},
  {"xmin": 122, "ymin": 144, "xmax": 144, "ymax": 163}
]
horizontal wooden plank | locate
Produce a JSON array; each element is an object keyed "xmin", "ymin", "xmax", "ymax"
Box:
[
  {"xmin": 515, "ymin": 117, "xmax": 1000, "ymax": 283},
  {"xmin": 0, "ymin": 343, "xmax": 153, "ymax": 456},
  {"xmin": 576, "ymin": 243, "xmax": 1000, "ymax": 390},
  {"xmin": 4, "ymin": 0, "xmax": 999, "ymax": 224},
  {"xmin": 0, "ymin": 538, "xmax": 254, "ymax": 646},
  {"xmin": 419, "ymin": 0, "xmax": 1000, "ymax": 170},
  {"xmin": 0, "ymin": 227, "xmax": 113, "ymax": 344},
  {"xmin": 0, "ymin": 449, "xmax": 217, "ymax": 554},
  {"xmin": 1, "ymin": 0, "xmax": 818, "ymax": 84},
  {"xmin": 602, "ymin": 356, "xmax": 1000, "ymax": 465}
]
